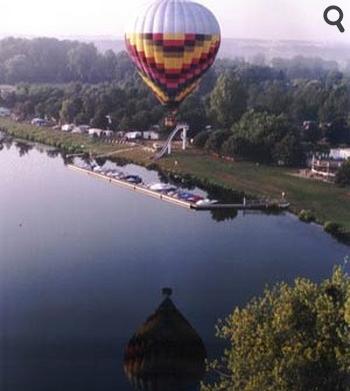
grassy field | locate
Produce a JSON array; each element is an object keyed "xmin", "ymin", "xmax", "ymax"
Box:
[
  {"xmin": 1, "ymin": 118, "xmax": 349, "ymax": 235},
  {"xmin": 0, "ymin": 118, "xmax": 132, "ymax": 156},
  {"xmin": 157, "ymin": 150, "xmax": 350, "ymax": 232}
]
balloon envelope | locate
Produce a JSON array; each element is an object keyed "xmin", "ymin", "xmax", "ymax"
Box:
[{"xmin": 125, "ymin": 0, "xmax": 221, "ymax": 108}]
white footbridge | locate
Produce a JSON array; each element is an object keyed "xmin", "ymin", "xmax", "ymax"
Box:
[{"xmin": 154, "ymin": 123, "xmax": 189, "ymax": 160}]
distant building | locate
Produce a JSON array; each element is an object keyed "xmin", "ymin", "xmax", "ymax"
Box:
[
  {"xmin": 329, "ymin": 148, "xmax": 350, "ymax": 161},
  {"xmin": 89, "ymin": 128, "xmax": 104, "ymax": 137},
  {"xmin": 72, "ymin": 125, "xmax": 90, "ymax": 134},
  {"xmin": 125, "ymin": 131, "xmax": 142, "ymax": 140},
  {"xmin": 149, "ymin": 124, "xmax": 161, "ymax": 132},
  {"xmin": 0, "ymin": 86, "xmax": 16, "ymax": 100},
  {"xmin": 143, "ymin": 131, "xmax": 160, "ymax": 140},
  {"xmin": 72, "ymin": 127, "xmax": 83, "ymax": 134},
  {"xmin": 0, "ymin": 107, "xmax": 10, "ymax": 117},
  {"xmin": 311, "ymin": 156, "xmax": 344, "ymax": 179},
  {"xmin": 31, "ymin": 118, "xmax": 47, "ymax": 127},
  {"xmin": 102, "ymin": 130, "xmax": 114, "ymax": 138},
  {"xmin": 61, "ymin": 124, "xmax": 74, "ymax": 132},
  {"xmin": 116, "ymin": 131, "xmax": 126, "ymax": 138}
]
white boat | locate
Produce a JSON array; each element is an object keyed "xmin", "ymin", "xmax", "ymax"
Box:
[
  {"xmin": 148, "ymin": 183, "xmax": 177, "ymax": 192},
  {"xmin": 93, "ymin": 166, "xmax": 103, "ymax": 173},
  {"xmin": 111, "ymin": 171, "xmax": 125, "ymax": 179},
  {"xmin": 196, "ymin": 199, "xmax": 218, "ymax": 206},
  {"xmin": 102, "ymin": 169, "xmax": 113, "ymax": 176}
]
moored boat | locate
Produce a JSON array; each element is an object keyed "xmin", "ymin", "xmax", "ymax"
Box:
[
  {"xmin": 92, "ymin": 166, "xmax": 103, "ymax": 173},
  {"xmin": 196, "ymin": 199, "xmax": 218, "ymax": 206},
  {"xmin": 148, "ymin": 183, "xmax": 177, "ymax": 193},
  {"xmin": 124, "ymin": 175, "xmax": 143, "ymax": 184}
]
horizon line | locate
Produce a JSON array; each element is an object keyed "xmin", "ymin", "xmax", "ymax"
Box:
[{"xmin": 0, "ymin": 33, "xmax": 349, "ymax": 46}]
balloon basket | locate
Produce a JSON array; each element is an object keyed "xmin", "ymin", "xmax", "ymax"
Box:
[{"xmin": 165, "ymin": 114, "xmax": 177, "ymax": 128}]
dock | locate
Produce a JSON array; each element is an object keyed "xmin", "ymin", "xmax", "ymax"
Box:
[
  {"xmin": 67, "ymin": 165, "xmax": 290, "ymax": 212},
  {"xmin": 194, "ymin": 201, "xmax": 290, "ymax": 211},
  {"xmin": 68, "ymin": 164, "xmax": 193, "ymax": 209}
]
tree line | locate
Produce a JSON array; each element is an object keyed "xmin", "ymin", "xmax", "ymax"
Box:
[
  {"xmin": 1, "ymin": 37, "xmax": 350, "ymax": 167},
  {"xmin": 0, "ymin": 37, "xmax": 131, "ymax": 84}
]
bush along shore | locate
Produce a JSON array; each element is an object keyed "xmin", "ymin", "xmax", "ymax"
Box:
[{"xmin": 1, "ymin": 118, "xmax": 349, "ymax": 243}]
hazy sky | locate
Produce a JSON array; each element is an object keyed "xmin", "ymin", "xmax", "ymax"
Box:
[{"xmin": 1, "ymin": 0, "xmax": 350, "ymax": 42}]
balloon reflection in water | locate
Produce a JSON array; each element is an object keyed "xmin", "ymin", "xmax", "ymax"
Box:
[{"xmin": 124, "ymin": 288, "xmax": 207, "ymax": 391}]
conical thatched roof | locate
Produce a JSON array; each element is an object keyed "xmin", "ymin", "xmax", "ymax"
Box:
[{"xmin": 124, "ymin": 288, "xmax": 207, "ymax": 391}]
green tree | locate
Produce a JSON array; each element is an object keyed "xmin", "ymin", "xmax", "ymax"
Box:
[
  {"xmin": 203, "ymin": 267, "xmax": 350, "ymax": 391},
  {"xmin": 222, "ymin": 111, "xmax": 301, "ymax": 165},
  {"xmin": 319, "ymin": 84, "xmax": 350, "ymax": 123},
  {"xmin": 324, "ymin": 118, "xmax": 350, "ymax": 145},
  {"xmin": 5, "ymin": 54, "xmax": 31, "ymax": 83},
  {"xmin": 250, "ymin": 80, "xmax": 290, "ymax": 115},
  {"xmin": 193, "ymin": 130, "xmax": 211, "ymax": 148},
  {"xmin": 208, "ymin": 72, "xmax": 248, "ymax": 128},
  {"xmin": 336, "ymin": 160, "xmax": 350, "ymax": 186},
  {"xmin": 302, "ymin": 122, "xmax": 322, "ymax": 143},
  {"xmin": 59, "ymin": 97, "xmax": 83, "ymax": 123},
  {"xmin": 178, "ymin": 95, "xmax": 208, "ymax": 136},
  {"xmin": 290, "ymin": 80, "xmax": 324, "ymax": 122},
  {"xmin": 273, "ymin": 132, "xmax": 305, "ymax": 167},
  {"xmin": 205, "ymin": 129, "xmax": 231, "ymax": 154}
]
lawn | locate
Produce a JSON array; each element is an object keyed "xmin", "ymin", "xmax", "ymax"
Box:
[
  {"xmin": 158, "ymin": 150, "xmax": 350, "ymax": 232},
  {"xmin": 0, "ymin": 118, "xmax": 131, "ymax": 156}
]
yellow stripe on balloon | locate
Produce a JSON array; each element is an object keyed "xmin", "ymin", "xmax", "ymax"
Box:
[{"xmin": 140, "ymin": 73, "xmax": 199, "ymax": 105}]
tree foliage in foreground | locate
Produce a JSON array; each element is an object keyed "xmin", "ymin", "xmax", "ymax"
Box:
[{"xmin": 202, "ymin": 267, "xmax": 350, "ymax": 391}]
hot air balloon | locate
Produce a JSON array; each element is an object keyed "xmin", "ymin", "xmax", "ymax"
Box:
[{"xmin": 125, "ymin": 0, "xmax": 221, "ymax": 127}]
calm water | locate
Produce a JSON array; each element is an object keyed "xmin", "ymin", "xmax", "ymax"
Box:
[{"xmin": 0, "ymin": 141, "xmax": 349, "ymax": 391}]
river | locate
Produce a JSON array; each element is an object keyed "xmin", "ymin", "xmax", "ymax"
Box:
[{"xmin": 0, "ymin": 140, "xmax": 349, "ymax": 391}]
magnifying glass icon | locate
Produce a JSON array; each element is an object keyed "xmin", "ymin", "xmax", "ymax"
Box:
[{"xmin": 324, "ymin": 5, "xmax": 345, "ymax": 33}]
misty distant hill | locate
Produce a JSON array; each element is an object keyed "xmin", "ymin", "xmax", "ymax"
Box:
[
  {"xmin": 79, "ymin": 37, "xmax": 125, "ymax": 54},
  {"xmin": 82, "ymin": 36, "xmax": 350, "ymax": 67},
  {"xmin": 3, "ymin": 34, "xmax": 349, "ymax": 67}
]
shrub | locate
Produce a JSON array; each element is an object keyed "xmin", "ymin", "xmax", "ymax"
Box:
[
  {"xmin": 205, "ymin": 129, "xmax": 231, "ymax": 154},
  {"xmin": 193, "ymin": 130, "xmax": 211, "ymax": 148},
  {"xmin": 336, "ymin": 160, "xmax": 350, "ymax": 187},
  {"xmin": 324, "ymin": 221, "xmax": 342, "ymax": 235},
  {"xmin": 298, "ymin": 209, "xmax": 315, "ymax": 223}
]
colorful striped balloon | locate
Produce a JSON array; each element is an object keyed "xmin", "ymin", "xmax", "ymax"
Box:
[{"xmin": 125, "ymin": 0, "xmax": 221, "ymax": 109}]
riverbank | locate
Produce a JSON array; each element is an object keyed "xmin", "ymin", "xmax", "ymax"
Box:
[
  {"xmin": 0, "ymin": 118, "xmax": 133, "ymax": 156},
  {"xmin": 1, "ymin": 117, "xmax": 349, "ymax": 240}
]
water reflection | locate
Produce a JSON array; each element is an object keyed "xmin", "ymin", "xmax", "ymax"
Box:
[
  {"xmin": 46, "ymin": 149, "xmax": 61, "ymax": 159},
  {"xmin": 0, "ymin": 142, "xmax": 349, "ymax": 391},
  {"xmin": 0, "ymin": 132, "xmax": 12, "ymax": 150},
  {"xmin": 210, "ymin": 208, "xmax": 238, "ymax": 222},
  {"xmin": 0, "ymin": 137, "xmax": 62, "ymax": 160},
  {"xmin": 0, "ymin": 140, "xmax": 285, "ymax": 224},
  {"xmin": 15, "ymin": 141, "xmax": 33, "ymax": 157},
  {"xmin": 124, "ymin": 289, "xmax": 207, "ymax": 391}
]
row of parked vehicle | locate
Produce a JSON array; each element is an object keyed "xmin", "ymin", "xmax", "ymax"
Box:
[
  {"xmin": 80, "ymin": 163, "xmax": 217, "ymax": 206},
  {"xmin": 90, "ymin": 165, "xmax": 143, "ymax": 184},
  {"xmin": 148, "ymin": 183, "xmax": 206, "ymax": 203}
]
